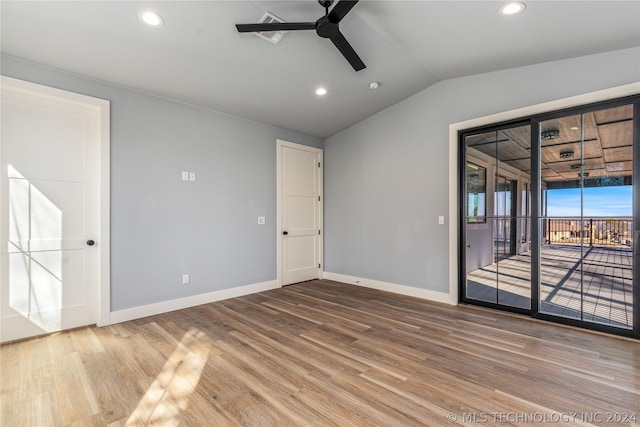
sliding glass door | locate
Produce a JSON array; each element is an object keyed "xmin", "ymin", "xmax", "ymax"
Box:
[
  {"xmin": 460, "ymin": 95, "xmax": 639, "ymax": 337},
  {"xmin": 463, "ymin": 124, "xmax": 532, "ymax": 311},
  {"xmin": 538, "ymin": 104, "xmax": 634, "ymax": 328}
]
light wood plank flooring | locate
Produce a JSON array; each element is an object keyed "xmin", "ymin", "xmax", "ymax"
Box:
[{"xmin": 1, "ymin": 280, "xmax": 639, "ymax": 426}]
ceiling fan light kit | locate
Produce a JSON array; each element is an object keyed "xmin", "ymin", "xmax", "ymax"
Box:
[
  {"xmin": 236, "ymin": 0, "xmax": 365, "ymax": 72},
  {"xmin": 559, "ymin": 150, "xmax": 575, "ymax": 159},
  {"xmin": 541, "ymin": 129, "xmax": 560, "ymax": 140}
]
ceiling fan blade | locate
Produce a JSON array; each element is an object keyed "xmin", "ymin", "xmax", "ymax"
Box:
[
  {"xmin": 329, "ymin": 31, "xmax": 365, "ymax": 71},
  {"xmin": 236, "ymin": 22, "xmax": 316, "ymax": 33},
  {"xmin": 328, "ymin": 0, "xmax": 359, "ymax": 23}
]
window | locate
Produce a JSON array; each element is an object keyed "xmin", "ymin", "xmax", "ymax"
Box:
[{"xmin": 466, "ymin": 162, "xmax": 486, "ymax": 223}]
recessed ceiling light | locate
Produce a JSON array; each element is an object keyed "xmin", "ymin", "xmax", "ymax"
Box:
[
  {"xmin": 570, "ymin": 126, "xmax": 579, "ymax": 131},
  {"xmin": 139, "ymin": 11, "xmax": 163, "ymax": 27},
  {"xmin": 369, "ymin": 81, "xmax": 380, "ymax": 90},
  {"xmin": 500, "ymin": 2, "xmax": 526, "ymax": 15},
  {"xmin": 315, "ymin": 87, "xmax": 327, "ymax": 96}
]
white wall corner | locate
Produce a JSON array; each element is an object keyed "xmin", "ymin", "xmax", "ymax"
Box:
[
  {"xmin": 323, "ymin": 272, "xmax": 456, "ymax": 305},
  {"xmin": 108, "ymin": 280, "xmax": 280, "ymax": 325}
]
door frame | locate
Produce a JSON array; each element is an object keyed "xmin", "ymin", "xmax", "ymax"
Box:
[
  {"xmin": 449, "ymin": 83, "xmax": 640, "ymax": 304},
  {"xmin": 452, "ymin": 84, "xmax": 640, "ymax": 338},
  {"xmin": 1, "ymin": 76, "xmax": 111, "ymax": 328},
  {"xmin": 276, "ymin": 139, "xmax": 323, "ymax": 287}
]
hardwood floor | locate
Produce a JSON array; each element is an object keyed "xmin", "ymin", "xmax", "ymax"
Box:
[{"xmin": 1, "ymin": 280, "xmax": 639, "ymax": 426}]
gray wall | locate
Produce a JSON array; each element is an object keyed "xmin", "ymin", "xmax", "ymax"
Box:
[
  {"xmin": 324, "ymin": 47, "xmax": 640, "ymax": 293},
  {"xmin": 1, "ymin": 54, "xmax": 322, "ymax": 311},
  {"xmin": 3, "ymin": 46, "xmax": 639, "ymax": 311}
]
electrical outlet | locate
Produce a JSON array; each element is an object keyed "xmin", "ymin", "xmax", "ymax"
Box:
[
  {"xmin": 181, "ymin": 171, "xmax": 189, "ymax": 181},
  {"xmin": 257, "ymin": 216, "xmax": 266, "ymax": 225},
  {"xmin": 182, "ymin": 274, "xmax": 190, "ymax": 285},
  {"xmin": 438, "ymin": 215, "xmax": 445, "ymax": 225}
]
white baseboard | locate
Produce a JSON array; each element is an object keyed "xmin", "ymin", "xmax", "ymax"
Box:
[
  {"xmin": 109, "ymin": 280, "xmax": 280, "ymax": 325},
  {"xmin": 108, "ymin": 273, "xmax": 455, "ymax": 326},
  {"xmin": 322, "ymin": 272, "xmax": 457, "ymax": 305}
]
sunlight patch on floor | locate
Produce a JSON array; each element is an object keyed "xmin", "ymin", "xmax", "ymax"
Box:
[{"xmin": 126, "ymin": 329, "xmax": 210, "ymax": 426}]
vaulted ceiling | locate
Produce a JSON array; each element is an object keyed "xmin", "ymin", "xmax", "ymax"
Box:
[{"xmin": 2, "ymin": 1, "xmax": 639, "ymax": 138}]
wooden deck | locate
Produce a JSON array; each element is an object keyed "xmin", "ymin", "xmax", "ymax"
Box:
[
  {"xmin": 1, "ymin": 280, "xmax": 639, "ymax": 426},
  {"xmin": 467, "ymin": 244, "xmax": 633, "ymax": 328}
]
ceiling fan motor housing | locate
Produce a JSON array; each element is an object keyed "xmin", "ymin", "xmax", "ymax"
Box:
[
  {"xmin": 318, "ymin": 0, "xmax": 334, "ymax": 8},
  {"xmin": 316, "ymin": 16, "xmax": 340, "ymax": 38}
]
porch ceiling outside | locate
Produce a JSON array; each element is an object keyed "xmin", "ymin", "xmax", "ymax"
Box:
[{"xmin": 466, "ymin": 104, "xmax": 633, "ymax": 188}]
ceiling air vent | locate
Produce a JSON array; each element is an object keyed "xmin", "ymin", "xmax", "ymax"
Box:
[{"xmin": 254, "ymin": 12, "xmax": 288, "ymax": 44}]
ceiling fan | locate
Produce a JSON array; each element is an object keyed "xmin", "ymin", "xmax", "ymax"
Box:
[{"xmin": 235, "ymin": 0, "xmax": 365, "ymax": 72}]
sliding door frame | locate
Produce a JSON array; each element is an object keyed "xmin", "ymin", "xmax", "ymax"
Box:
[
  {"xmin": 458, "ymin": 118, "xmax": 534, "ymax": 317},
  {"xmin": 459, "ymin": 94, "xmax": 640, "ymax": 339}
]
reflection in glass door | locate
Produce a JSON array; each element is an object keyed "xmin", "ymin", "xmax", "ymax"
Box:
[
  {"xmin": 495, "ymin": 174, "xmax": 515, "ymax": 262},
  {"xmin": 539, "ymin": 104, "xmax": 634, "ymax": 328},
  {"xmin": 463, "ymin": 124, "xmax": 532, "ymax": 310}
]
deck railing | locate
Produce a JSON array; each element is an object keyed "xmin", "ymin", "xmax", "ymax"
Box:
[{"xmin": 543, "ymin": 217, "xmax": 633, "ymax": 248}]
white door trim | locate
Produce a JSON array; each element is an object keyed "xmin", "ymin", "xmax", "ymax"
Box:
[
  {"xmin": 1, "ymin": 76, "xmax": 111, "ymax": 327},
  {"xmin": 276, "ymin": 139, "xmax": 323, "ymax": 286}
]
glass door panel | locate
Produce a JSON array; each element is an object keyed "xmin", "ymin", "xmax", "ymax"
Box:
[
  {"xmin": 465, "ymin": 131, "xmax": 497, "ymax": 305},
  {"xmin": 539, "ymin": 113, "xmax": 584, "ymax": 320},
  {"xmin": 539, "ymin": 105, "xmax": 633, "ymax": 329},
  {"xmin": 464, "ymin": 124, "xmax": 531, "ymax": 310}
]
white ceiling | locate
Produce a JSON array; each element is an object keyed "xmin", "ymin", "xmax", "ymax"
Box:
[{"xmin": 2, "ymin": 1, "xmax": 639, "ymax": 138}]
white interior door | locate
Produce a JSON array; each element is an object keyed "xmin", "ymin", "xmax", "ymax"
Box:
[
  {"xmin": 0, "ymin": 77, "xmax": 107, "ymax": 342},
  {"xmin": 279, "ymin": 141, "xmax": 322, "ymax": 285}
]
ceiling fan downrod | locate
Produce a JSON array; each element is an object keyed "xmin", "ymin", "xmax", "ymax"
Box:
[{"xmin": 318, "ymin": 0, "xmax": 334, "ymax": 15}]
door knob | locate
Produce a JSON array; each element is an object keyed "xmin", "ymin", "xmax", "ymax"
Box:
[
  {"xmin": 282, "ymin": 231, "xmax": 288, "ymax": 235},
  {"xmin": 86, "ymin": 240, "xmax": 95, "ymax": 246}
]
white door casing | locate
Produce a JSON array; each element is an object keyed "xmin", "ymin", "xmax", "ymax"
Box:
[
  {"xmin": 277, "ymin": 140, "xmax": 322, "ymax": 286},
  {"xmin": 0, "ymin": 76, "xmax": 110, "ymax": 342}
]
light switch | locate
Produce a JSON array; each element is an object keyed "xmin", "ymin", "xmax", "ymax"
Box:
[
  {"xmin": 258, "ymin": 216, "xmax": 266, "ymax": 225},
  {"xmin": 438, "ymin": 215, "xmax": 445, "ymax": 225},
  {"xmin": 181, "ymin": 171, "xmax": 189, "ymax": 181},
  {"xmin": 189, "ymin": 172, "xmax": 196, "ymax": 182}
]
